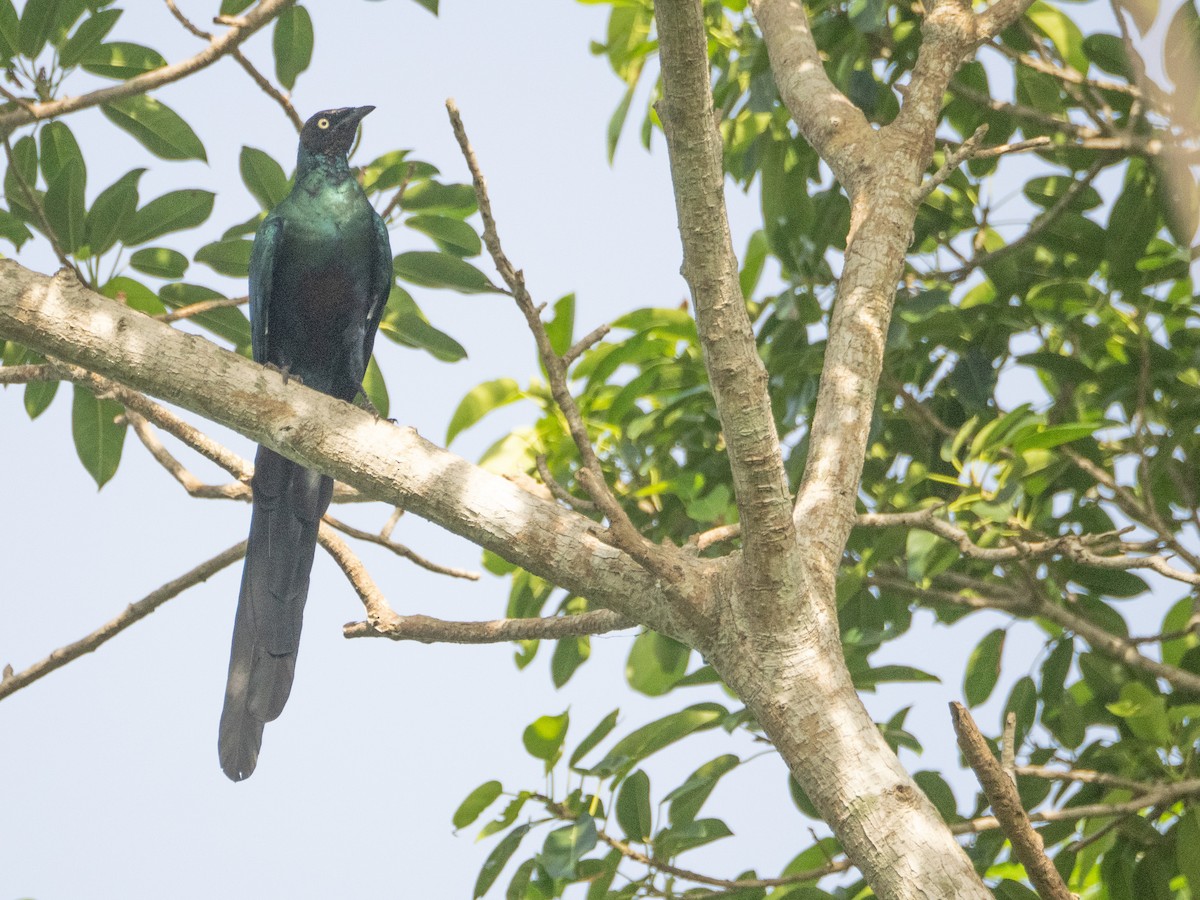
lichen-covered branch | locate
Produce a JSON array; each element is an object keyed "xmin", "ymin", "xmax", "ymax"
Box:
[
  {"xmin": 0, "ymin": 263, "xmax": 713, "ymax": 647},
  {"xmin": 655, "ymin": 0, "xmax": 797, "ymax": 597}
]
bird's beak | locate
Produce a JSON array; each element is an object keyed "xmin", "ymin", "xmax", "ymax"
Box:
[{"xmin": 342, "ymin": 106, "xmax": 375, "ymax": 129}]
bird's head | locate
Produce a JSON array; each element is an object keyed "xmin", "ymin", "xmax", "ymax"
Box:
[{"xmin": 299, "ymin": 106, "xmax": 375, "ymax": 158}]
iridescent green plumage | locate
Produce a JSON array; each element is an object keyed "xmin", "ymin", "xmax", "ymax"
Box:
[{"xmin": 219, "ymin": 107, "xmax": 392, "ymax": 782}]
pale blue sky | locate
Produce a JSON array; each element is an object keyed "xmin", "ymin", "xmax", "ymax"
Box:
[{"xmin": 0, "ymin": 1, "xmax": 1141, "ymax": 897}]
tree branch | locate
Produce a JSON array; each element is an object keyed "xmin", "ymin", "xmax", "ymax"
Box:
[
  {"xmin": 0, "ymin": 262, "xmax": 713, "ymax": 647},
  {"xmin": 162, "ymin": 0, "xmax": 303, "ymax": 131},
  {"xmin": 0, "ymin": 541, "xmax": 247, "ymax": 702},
  {"xmin": 655, "ymin": 0, "xmax": 797, "ymax": 598},
  {"xmin": 322, "ymin": 513, "xmax": 481, "ymax": 580},
  {"xmin": 950, "ymin": 702, "xmax": 1073, "ymax": 900},
  {"xmin": 0, "ymin": 0, "xmax": 296, "ymax": 130},
  {"xmin": 748, "ymin": 0, "xmax": 878, "ymax": 191}
]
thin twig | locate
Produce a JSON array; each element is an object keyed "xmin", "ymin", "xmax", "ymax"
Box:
[
  {"xmin": 0, "ymin": 0, "xmax": 296, "ymax": 130},
  {"xmin": 918, "ymin": 124, "xmax": 989, "ymax": 202},
  {"xmin": 343, "ymin": 608, "xmax": 633, "ymax": 643},
  {"xmin": 535, "ymin": 454, "xmax": 596, "ymax": 512},
  {"xmin": 950, "ymin": 702, "xmax": 1073, "ymax": 900},
  {"xmin": 379, "ymin": 162, "xmax": 417, "ymax": 220},
  {"xmin": 322, "ymin": 513, "xmax": 480, "ymax": 580},
  {"xmin": 445, "ymin": 99, "xmax": 682, "ymax": 583},
  {"xmin": 928, "ymin": 159, "xmax": 1106, "ymax": 282},
  {"xmin": 563, "ymin": 322, "xmax": 611, "ymax": 366},
  {"xmin": 163, "ymin": 0, "xmax": 303, "ymax": 131},
  {"xmin": 0, "ymin": 541, "xmax": 247, "ymax": 701},
  {"xmin": 126, "ymin": 410, "xmax": 250, "ymax": 500},
  {"xmin": 1001, "ymin": 710, "xmax": 1018, "ymax": 786},
  {"xmin": 157, "ymin": 295, "xmax": 247, "ymax": 324}
]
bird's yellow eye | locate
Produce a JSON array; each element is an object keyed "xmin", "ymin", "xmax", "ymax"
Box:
[{"xmin": 317, "ymin": 118, "xmax": 330, "ymax": 130}]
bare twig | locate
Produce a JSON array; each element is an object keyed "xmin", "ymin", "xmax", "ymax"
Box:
[
  {"xmin": 379, "ymin": 162, "xmax": 417, "ymax": 220},
  {"xmin": 950, "ymin": 702, "xmax": 1073, "ymax": 900},
  {"xmin": 0, "ymin": 363, "xmax": 55, "ymax": 384},
  {"xmin": 928, "ymin": 159, "xmax": 1106, "ymax": 282},
  {"xmin": 322, "ymin": 513, "xmax": 480, "ymax": 580},
  {"xmin": 0, "ymin": 541, "xmax": 247, "ymax": 701},
  {"xmin": 562, "ymin": 322, "xmax": 611, "ymax": 366},
  {"xmin": 688, "ymin": 522, "xmax": 741, "ymax": 552},
  {"xmin": 977, "ymin": 0, "xmax": 1039, "ymax": 43},
  {"xmin": 157, "ymin": 295, "xmax": 248, "ymax": 324},
  {"xmin": 1001, "ymin": 710, "xmax": 1018, "ymax": 786},
  {"xmin": 126, "ymin": 409, "xmax": 250, "ymax": 500},
  {"xmin": 163, "ymin": 0, "xmax": 302, "ymax": 130},
  {"xmin": 919, "ymin": 124, "xmax": 989, "ymax": 202},
  {"xmin": 537, "ymin": 794, "xmax": 852, "ymax": 890},
  {"xmin": 445, "ymin": 99, "xmax": 684, "ymax": 583},
  {"xmin": 343, "ymin": 608, "xmax": 633, "ymax": 643},
  {"xmin": 872, "ymin": 571, "xmax": 1200, "ymax": 694},
  {"xmin": 535, "ymin": 454, "xmax": 596, "ymax": 512},
  {"xmin": 0, "ymin": 0, "xmax": 296, "ymax": 130}
]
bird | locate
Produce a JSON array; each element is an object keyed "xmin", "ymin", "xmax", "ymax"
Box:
[{"xmin": 219, "ymin": 106, "xmax": 393, "ymax": 781}]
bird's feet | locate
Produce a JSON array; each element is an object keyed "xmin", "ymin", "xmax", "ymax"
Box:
[
  {"xmin": 264, "ymin": 362, "xmax": 304, "ymax": 386},
  {"xmin": 354, "ymin": 392, "xmax": 396, "ymax": 423}
]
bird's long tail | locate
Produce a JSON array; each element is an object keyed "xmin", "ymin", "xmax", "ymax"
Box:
[{"xmin": 219, "ymin": 445, "xmax": 333, "ymax": 781}]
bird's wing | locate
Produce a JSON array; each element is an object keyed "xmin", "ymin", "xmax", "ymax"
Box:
[
  {"xmin": 248, "ymin": 214, "xmax": 284, "ymax": 365},
  {"xmin": 360, "ymin": 212, "xmax": 393, "ymax": 365}
]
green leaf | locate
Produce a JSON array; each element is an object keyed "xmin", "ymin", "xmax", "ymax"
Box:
[
  {"xmin": 906, "ymin": 530, "xmax": 958, "ymax": 581},
  {"xmin": 544, "ymin": 294, "xmax": 574, "ymax": 358},
  {"xmin": 1011, "ymin": 421, "xmax": 1101, "ymax": 453},
  {"xmin": 4, "ymin": 135, "xmax": 38, "ymax": 223},
  {"xmin": 474, "ymin": 824, "xmax": 531, "ymax": 898},
  {"xmin": 101, "ymin": 96, "xmax": 207, "ymax": 162},
  {"xmin": 0, "ymin": 207, "xmax": 31, "ymax": 248},
  {"xmin": 615, "ymin": 770, "xmax": 652, "ymax": 841},
  {"xmin": 361, "ymin": 355, "xmax": 388, "ymax": 419},
  {"xmin": 656, "ymin": 817, "xmax": 732, "ymax": 857},
  {"xmin": 123, "ymin": 190, "xmax": 215, "ymax": 245},
  {"xmin": 665, "ymin": 755, "xmax": 739, "ymax": 827},
  {"xmin": 504, "ymin": 859, "xmax": 535, "ymax": 900},
  {"xmin": 1177, "ymin": 809, "xmax": 1200, "ymax": 892},
  {"xmin": 409, "ymin": 0, "xmax": 438, "ymax": 13},
  {"xmin": 130, "ymin": 247, "xmax": 188, "ymax": 279},
  {"xmin": 540, "ymin": 815, "xmax": 597, "ymax": 880},
  {"xmin": 59, "ymin": 8, "xmax": 120, "ymax": 67},
  {"xmin": 405, "ymin": 214, "xmax": 481, "ymax": 257},
  {"xmin": 272, "ymin": 5, "xmax": 313, "ymax": 90},
  {"xmin": 379, "ymin": 285, "xmax": 467, "ymax": 362},
  {"xmin": 588, "ymin": 703, "xmax": 726, "ymax": 776},
  {"xmin": 393, "ymin": 251, "xmax": 500, "ymax": 293},
  {"xmin": 625, "ymin": 630, "xmax": 689, "ymax": 697},
  {"xmin": 550, "ymin": 635, "xmax": 590, "ymax": 689},
  {"xmin": 964, "ymin": 629, "xmax": 1005, "ymax": 707},
  {"xmin": 82, "ymin": 41, "xmax": 167, "ymax": 79},
  {"xmin": 454, "ymin": 781, "xmax": 504, "ymax": 830},
  {"xmin": 85, "ymin": 168, "xmax": 143, "ymax": 256},
  {"xmin": 19, "ymin": 0, "xmax": 54, "ymax": 57},
  {"xmin": 446, "ymin": 378, "xmax": 523, "ymax": 444},
  {"xmin": 401, "ymin": 180, "xmax": 477, "ymax": 216},
  {"xmin": 523, "ymin": 711, "xmax": 569, "ymax": 770},
  {"xmin": 71, "ymin": 384, "xmax": 126, "ymax": 488},
  {"xmin": 195, "ymin": 239, "xmax": 253, "ymax": 277},
  {"xmin": 739, "ymin": 230, "xmax": 768, "ymax": 299},
  {"xmin": 1106, "ymin": 682, "xmax": 1172, "ymax": 746},
  {"xmin": 1027, "ymin": 2, "xmax": 1088, "ymax": 72},
  {"xmin": 0, "ymin": 0, "xmax": 19, "ymax": 60},
  {"xmin": 102, "ymin": 276, "xmax": 164, "ymax": 315},
  {"xmin": 569, "ymin": 709, "xmax": 619, "ymax": 770},
  {"xmin": 478, "ymin": 792, "xmax": 531, "ymax": 841},
  {"xmin": 220, "ymin": 0, "xmax": 255, "ymax": 14},
  {"xmin": 607, "ymin": 81, "xmax": 637, "ymax": 163},
  {"xmin": 852, "ymin": 664, "xmax": 939, "ymax": 689},
  {"xmin": 39, "ymin": 121, "xmax": 85, "ymax": 187},
  {"xmin": 239, "ymin": 146, "xmax": 290, "ymax": 210},
  {"xmin": 44, "ymin": 159, "xmax": 86, "ymax": 253}
]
